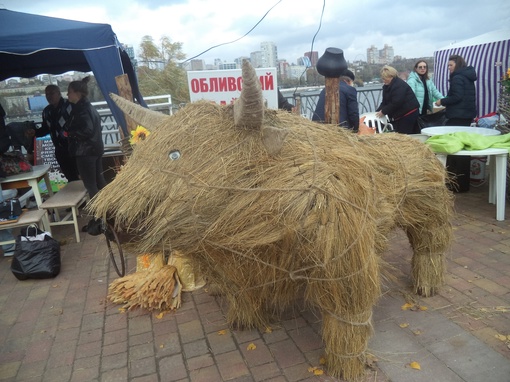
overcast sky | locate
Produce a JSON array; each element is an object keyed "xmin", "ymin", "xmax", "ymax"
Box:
[{"xmin": 2, "ymin": 0, "xmax": 509, "ymax": 65}]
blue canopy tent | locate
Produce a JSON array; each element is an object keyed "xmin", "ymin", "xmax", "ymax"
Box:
[{"xmin": 0, "ymin": 8, "xmax": 146, "ymax": 136}]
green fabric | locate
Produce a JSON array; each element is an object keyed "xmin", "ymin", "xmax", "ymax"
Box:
[{"xmin": 425, "ymin": 132, "xmax": 510, "ymax": 154}]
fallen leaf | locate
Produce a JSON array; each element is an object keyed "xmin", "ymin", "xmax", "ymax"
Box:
[
  {"xmin": 247, "ymin": 343, "xmax": 256, "ymax": 350},
  {"xmin": 401, "ymin": 303, "xmax": 414, "ymax": 310},
  {"xmin": 155, "ymin": 312, "xmax": 165, "ymax": 319},
  {"xmin": 265, "ymin": 327, "xmax": 272, "ymax": 333},
  {"xmin": 119, "ymin": 308, "xmax": 126, "ymax": 313},
  {"xmin": 218, "ymin": 330, "xmax": 227, "ymax": 335},
  {"xmin": 319, "ymin": 357, "xmax": 326, "ymax": 365},
  {"xmin": 313, "ymin": 369, "xmax": 324, "ymax": 375},
  {"xmin": 413, "ymin": 330, "xmax": 422, "ymax": 336},
  {"xmin": 495, "ymin": 334, "xmax": 507, "ymax": 341},
  {"xmin": 419, "ymin": 306, "xmax": 428, "ymax": 311},
  {"xmin": 399, "ymin": 323, "xmax": 409, "ymax": 328},
  {"xmin": 409, "ymin": 361, "xmax": 421, "ymax": 370},
  {"xmin": 159, "ymin": 344, "xmax": 164, "ymax": 348},
  {"xmin": 308, "ymin": 367, "xmax": 316, "ymax": 373},
  {"xmin": 366, "ymin": 353, "xmax": 378, "ymax": 369}
]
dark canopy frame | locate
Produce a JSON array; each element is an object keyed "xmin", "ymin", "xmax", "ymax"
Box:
[{"xmin": 0, "ymin": 9, "xmax": 146, "ymax": 135}]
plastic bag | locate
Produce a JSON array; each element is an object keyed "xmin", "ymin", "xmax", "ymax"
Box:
[
  {"xmin": 477, "ymin": 115, "xmax": 498, "ymax": 129},
  {"xmin": 167, "ymin": 250, "xmax": 206, "ymax": 292},
  {"xmin": 0, "ymin": 151, "xmax": 32, "ymax": 176},
  {"xmin": 417, "ymin": 109, "xmax": 447, "ymax": 130},
  {"xmin": 11, "ymin": 225, "xmax": 61, "ymax": 280}
]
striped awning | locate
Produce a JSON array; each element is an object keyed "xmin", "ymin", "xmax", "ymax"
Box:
[{"xmin": 434, "ymin": 30, "xmax": 510, "ymax": 118}]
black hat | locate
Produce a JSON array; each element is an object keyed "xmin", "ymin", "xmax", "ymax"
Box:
[{"xmin": 343, "ymin": 69, "xmax": 355, "ymax": 81}]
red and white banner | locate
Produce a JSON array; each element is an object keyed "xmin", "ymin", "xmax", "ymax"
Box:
[{"xmin": 187, "ymin": 67, "xmax": 278, "ymax": 109}]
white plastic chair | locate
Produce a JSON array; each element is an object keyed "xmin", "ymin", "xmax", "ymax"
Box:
[{"xmin": 360, "ymin": 112, "xmax": 394, "ymax": 133}]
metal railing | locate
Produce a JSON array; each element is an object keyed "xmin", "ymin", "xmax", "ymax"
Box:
[
  {"xmin": 281, "ymin": 85, "xmax": 383, "ymax": 119},
  {"xmin": 93, "ymin": 94, "xmax": 173, "ymax": 149},
  {"xmin": 4, "ymin": 94, "xmax": 173, "ymax": 151},
  {"xmin": 6, "ymin": 88, "xmax": 383, "ymax": 151}
]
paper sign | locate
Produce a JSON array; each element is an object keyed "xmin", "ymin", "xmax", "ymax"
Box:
[
  {"xmin": 187, "ymin": 67, "xmax": 278, "ymax": 109},
  {"xmin": 34, "ymin": 135, "xmax": 68, "ymax": 192}
]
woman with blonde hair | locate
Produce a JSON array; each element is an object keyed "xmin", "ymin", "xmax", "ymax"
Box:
[{"xmin": 375, "ymin": 65, "xmax": 420, "ymax": 134}]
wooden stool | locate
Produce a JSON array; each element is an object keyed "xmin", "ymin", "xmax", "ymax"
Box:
[{"xmin": 40, "ymin": 181, "xmax": 89, "ymax": 243}]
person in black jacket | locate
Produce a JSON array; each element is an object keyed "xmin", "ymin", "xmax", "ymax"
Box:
[
  {"xmin": 312, "ymin": 69, "xmax": 360, "ymax": 131},
  {"xmin": 66, "ymin": 77, "xmax": 106, "ymax": 199},
  {"xmin": 0, "ymin": 102, "xmax": 10, "ymax": 155},
  {"xmin": 376, "ymin": 65, "xmax": 420, "ymax": 134},
  {"xmin": 37, "ymin": 85, "xmax": 79, "ymax": 181},
  {"xmin": 277, "ymin": 90, "xmax": 295, "ymax": 112},
  {"xmin": 435, "ymin": 55, "xmax": 477, "ymax": 126}
]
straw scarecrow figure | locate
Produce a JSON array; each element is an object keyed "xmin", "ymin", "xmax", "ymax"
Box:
[{"xmin": 89, "ymin": 61, "xmax": 453, "ymax": 380}]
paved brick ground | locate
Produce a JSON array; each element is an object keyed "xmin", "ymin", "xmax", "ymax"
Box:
[{"xmin": 0, "ymin": 181, "xmax": 509, "ymax": 382}]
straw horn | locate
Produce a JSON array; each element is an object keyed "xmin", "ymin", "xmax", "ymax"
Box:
[
  {"xmin": 109, "ymin": 93, "xmax": 169, "ymax": 130},
  {"xmin": 233, "ymin": 60, "xmax": 264, "ymax": 129}
]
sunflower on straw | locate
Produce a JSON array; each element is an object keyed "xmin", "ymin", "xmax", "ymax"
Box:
[{"xmin": 129, "ymin": 125, "xmax": 150, "ymax": 145}]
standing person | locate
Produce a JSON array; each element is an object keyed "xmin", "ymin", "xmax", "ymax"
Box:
[
  {"xmin": 407, "ymin": 60, "xmax": 443, "ymax": 116},
  {"xmin": 312, "ymin": 69, "xmax": 360, "ymax": 131},
  {"xmin": 0, "ymin": 102, "xmax": 10, "ymax": 155},
  {"xmin": 375, "ymin": 65, "xmax": 420, "ymax": 134},
  {"xmin": 435, "ymin": 55, "xmax": 477, "ymax": 126},
  {"xmin": 278, "ymin": 90, "xmax": 295, "ymax": 112},
  {"xmin": 66, "ymin": 77, "xmax": 106, "ymax": 199},
  {"xmin": 39, "ymin": 85, "xmax": 79, "ymax": 181}
]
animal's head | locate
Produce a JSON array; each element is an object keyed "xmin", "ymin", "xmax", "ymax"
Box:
[{"xmin": 90, "ymin": 61, "xmax": 309, "ymax": 251}]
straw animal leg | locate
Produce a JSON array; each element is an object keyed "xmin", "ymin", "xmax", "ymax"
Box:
[
  {"xmin": 306, "ymin": 235, "xmax": 380, "ymax": 379},
  {"xmin": 406, "ymin": 221, "xmax": 451, "ymax": 297},
  {"xmin": 224, "ymin": 289, "xmax": 270, "ymax": 330}
]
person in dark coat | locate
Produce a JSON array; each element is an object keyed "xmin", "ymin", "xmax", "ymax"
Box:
[
  {"xmin": 277, "ymin": 90, "xmax": 295, "ymax": 112},
  {"xmin": 38, "ymin": 85, "xmax": 79, "ymax": 181},
  {"xmin": 435, "ymin": 55, "xmax": 477, "ymax": 126},
  {"xmin": 376, "ymin": 65, "xmax": 420, "ymax": 134},
  {"xmin": 65, "ymin": 77, "xmax": 106, "ymax": 199},
  {"xmin": 312, "ymin": 69, "xmax": 360, "ymax": 131},
  {"xmin": 0, "ymin": 103, "xmax": 10, "ymax": 155}
]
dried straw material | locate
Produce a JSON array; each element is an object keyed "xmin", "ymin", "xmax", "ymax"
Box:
[
  {"xmin": 108, "ymin": 265, "xmax": 182, "ymax": 311},
  {"xmin": 90, "ymin": 65, "xmax": 453, "ymax": 379}
]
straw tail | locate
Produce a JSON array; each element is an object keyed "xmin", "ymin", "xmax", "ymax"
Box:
[
  {"xmin": 233, "ymin": 60, "xmax": 264, "ymax": 129},
  {"xmin": 109, "ymin": 93, "xmax": 170, "ymax": 130}
]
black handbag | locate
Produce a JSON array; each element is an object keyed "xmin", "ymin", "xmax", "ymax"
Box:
[
  {"xmin": 11, "ymin": 225, "xmax": 61, "ymax": 280},
  {"xmin": 417, "ymin": 109, "xmax": 448, "ymax": 129},
  {"xmin": 0, "ymin": 198, "xmax": 22, "ymax": 220}
]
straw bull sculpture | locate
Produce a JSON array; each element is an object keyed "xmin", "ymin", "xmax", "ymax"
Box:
[{"xmin": 90, "ymin": 61, "xmax": 453, "ymax": 379}]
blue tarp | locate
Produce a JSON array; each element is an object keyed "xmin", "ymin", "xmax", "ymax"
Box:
[{"xmin": 0, "ymin": 9, "xmax": 146, "ymax": 135}]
